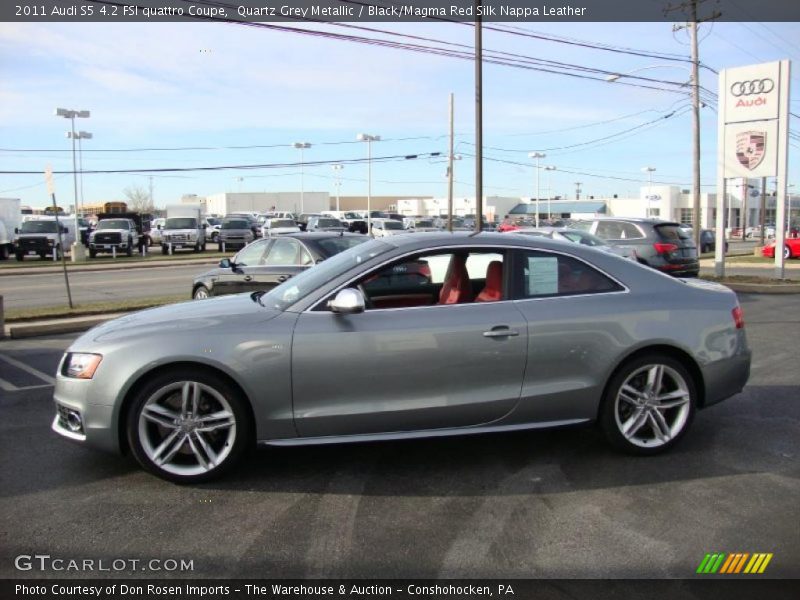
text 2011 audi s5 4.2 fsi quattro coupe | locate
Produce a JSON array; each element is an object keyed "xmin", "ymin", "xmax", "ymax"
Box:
[{"xmin": 52, "ymin": 232, "xmax": 751, "ymax": 483}]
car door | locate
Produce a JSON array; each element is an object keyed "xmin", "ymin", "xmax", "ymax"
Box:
[
  {"xmin": 212, "ymin": 239, "xmax": 271, "ymax": 296},
  {"xmin": 509, "ymin": 248, "xmax": 628, "ymax": 424},
  {"xmin": 290, "ymin": 247, "xmax": 529, "ymax": 438},
  {"xmin": 241, "ymin": 237, "xmax": 310, "ymax": 293}
]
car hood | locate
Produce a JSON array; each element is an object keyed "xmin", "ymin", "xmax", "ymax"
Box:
[{"xmin": 84, "ymin": 293, "xmax": 281, "ymax": 344}]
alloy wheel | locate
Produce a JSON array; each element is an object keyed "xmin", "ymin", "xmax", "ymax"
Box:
[
  {"xmin": 137, "ymin": 381, "xmax": 237, "ymax": 477},
  {"xmin": 613, "ymin": 363, "xmax": 691, "ymax": 449}
]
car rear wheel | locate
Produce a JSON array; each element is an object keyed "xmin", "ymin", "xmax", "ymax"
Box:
[
  {"xmin": 193, "ymin": 285, "xmax": 210, "ymax": 300},
  {"xmin": 127, "ymin": 371, "xmax": 250, "ymax": 483},
  {"xmin": 600, "ymin": 354, "xmax": 696, "ymax": 455}
]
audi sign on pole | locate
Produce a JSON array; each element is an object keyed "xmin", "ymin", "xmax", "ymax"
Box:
[{"xmin": 715, "ymin": 60, "xmax": 791, "ymax": 278}]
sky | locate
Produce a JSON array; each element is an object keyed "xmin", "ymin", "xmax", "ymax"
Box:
[{"xmin": 1, "ymin": 17, "xmax": 799, "ymax": 209}]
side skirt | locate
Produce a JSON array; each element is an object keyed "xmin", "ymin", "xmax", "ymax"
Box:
[{"xmin": 259, "ymin": 418, "xmax": 590, "ymax": 447}]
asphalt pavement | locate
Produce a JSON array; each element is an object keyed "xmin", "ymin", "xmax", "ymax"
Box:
[{"xmin": 0, "ymin": 293, "xmax": 797, "ymax": 579}]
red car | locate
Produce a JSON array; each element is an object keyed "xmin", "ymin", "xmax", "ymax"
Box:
[{"xmin": 762, "ymin": 237, "xmax": 800, "ymax": 259}]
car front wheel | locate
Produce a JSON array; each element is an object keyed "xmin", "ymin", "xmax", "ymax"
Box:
[
  {"xmin": 127, "ymin": 371, "xmax": 250, "ymax": 483},
  {"xmin": 193, "ymin": 285, "xmax": 210, "ymax": 300},
  {"xmin": 784, "ymin": 245, "xmax": 793, "ymax": 259},
  {"xmin": 600, "ymin": 354, "xmax": 696, "ymax": 455}
]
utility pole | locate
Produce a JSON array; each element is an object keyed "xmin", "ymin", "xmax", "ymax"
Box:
[
  {"xmin": 149, "ymin": 176, "xmax": 154, "ymax": 209},
  {"xmin": 447, "ymin": 92, "xmax": 455, "ymax": 232},
  {"xmin": 667, "ymin": 0, "xmax": 721, "ymax": 251},
  {"xmin": 575, "ymin": 182, "xmax": 582, "ymax": 201},
  {"xmin": 760, "ymin": 177, "xmax": 767, "ymax": 246}
]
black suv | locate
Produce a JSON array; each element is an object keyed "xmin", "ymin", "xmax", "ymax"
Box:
[{"xmin": 575, "ymin": 218, "xmax": 699, "ymax": 277}]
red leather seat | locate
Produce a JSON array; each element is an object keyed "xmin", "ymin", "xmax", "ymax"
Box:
[
  {"xmin": 439, "ymin": 254, "xmax": 473, "ymax": 304},
  {"xmin": 476, "ymin": 261, "xmax": 503, "ymax": 302}
]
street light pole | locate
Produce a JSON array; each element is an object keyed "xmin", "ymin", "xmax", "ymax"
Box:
[
  {"xmin": 55, "ymin": 108, "xmax": 89, "ymax": 261},
  {"xmin": 357, "ymin": 134, "xmax": 380, "ymax": 235},
  {"xmin": 544, "ymin": 166, "xmax": 557, "ymax": 220},
  {"xmin": 293, "ymin": 142, "xmax": 311, "ymax": 214},
  {"xmin": 332, "ymin": 164, "xmax": 344, "ymax": 212},
  {"xmin": 689, "ymin": 18, "xmax": 702, "ymax": 252},
  {"xmin": 529, "ymin": 152, "xmax": 545, "ymax": 227},
  {"xmin": 642, "ymin": 167, "xmax": 656, "ymax": 217}
]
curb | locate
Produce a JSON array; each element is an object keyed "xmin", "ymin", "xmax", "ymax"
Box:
[
  {"xmin": 3, "ymin": 313, "xmax": 125, "ymax": 339},
  {"xmin": 0, "ymin": 257, "xmax": 219, "ymax": 277},
  {"xmin": 719, "ymin": 282, "xmax": 800, "ymax": 294}
]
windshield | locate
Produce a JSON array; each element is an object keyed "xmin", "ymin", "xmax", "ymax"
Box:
[
  {"xmin": 222, "ymin": 219, "xmax": 249, "ymax": 230},
  {"xmin": 96, "ymin": 220, "xmax": 130, "ymax": 230},
  {"xmin": 165, "ymin": 217, "xmax": 197, "ymax": 229},
  {"xmin": 415, "ymin": 220, "xmax": 434, "ymax": 228},
  {"xmin": 207, "ymin": 217, "xmax": 221, "ymax": 225},
  {"xmin": 384, "ymin": 220, "xmax": 404, "ymax": 230},
  {"xmin": 271, "ymin": 219, "xmax": 296, "ymax": 228},
  {"xmin": 343, "ymin": 212, "xmax": 361, "ymax": 219},
  {"xmin": 260, "ymin": 239, "xmax": 392, "ymax": 311},
  {"xmin": 318, "ymin": 218, "xmax": 342, "ymax": 228},
  {"xmin": 20, "ymin": 221, "xmax": 58, "ymax": 233}
]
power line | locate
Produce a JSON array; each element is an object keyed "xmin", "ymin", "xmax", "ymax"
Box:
[{"xmin": 0, "ymin": 151, "xmax": 444, "ymax": 175}]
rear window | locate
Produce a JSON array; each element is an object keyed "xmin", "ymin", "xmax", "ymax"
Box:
[
  {"xmin": 271, "ymin": 220, "xmax": 296, "ymax": 228},
  {"xmin": 656, "ymin": 224, "xmax": 691, "ymax": 241},
  {"xmin": 318, "ymin": 218, "xmax": 342, "ymax": 227},
  {"xmin": 316, "ymin": 236, "xmax": 369, "ymax": 256},
  {"xmin": 222, "ymin": 220, "xmax": 249, "ymax": 229},
  {"xmin": 384, "ymin": 220, "xmax": 404, "ymax": 230}
]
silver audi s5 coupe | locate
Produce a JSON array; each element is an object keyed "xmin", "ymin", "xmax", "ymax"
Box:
[{"xmin": 52, "ymin": 233, "xmax": 751, "ymax": 483}]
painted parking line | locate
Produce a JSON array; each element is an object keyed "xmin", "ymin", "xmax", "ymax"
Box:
[{"xmin": 0, "ymin": 353, "xmax": 56, "ymax": 391}]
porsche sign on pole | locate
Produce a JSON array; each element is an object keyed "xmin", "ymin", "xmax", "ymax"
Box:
[{"xmin": 715, "ymin": 60, "xmax": 791, "ymax": 278}]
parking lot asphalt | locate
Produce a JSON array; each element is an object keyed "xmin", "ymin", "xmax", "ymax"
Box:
[{"xmin": 0, "ymin": 293, "xmax": 798, "ymax": 579}]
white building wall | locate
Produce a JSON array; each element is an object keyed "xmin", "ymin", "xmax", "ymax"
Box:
[{"xmin": 205, "ymin": 192, "xmax": 330, "ymax": 216}]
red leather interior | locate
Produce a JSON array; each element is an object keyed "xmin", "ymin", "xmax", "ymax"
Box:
[
  {"xmin": 476, "ymin": 261, "xmax": 503, "ymax": 302},
  {"xmin": 438, "ymin": 254, "xmax": 473, "ymax": 304}
]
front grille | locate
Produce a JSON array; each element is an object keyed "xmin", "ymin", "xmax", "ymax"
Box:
[
  {"xmin": 94, "ymin": 232, "xmax": 122, "ymax": 244},
  {"xmin": 169, "ymin": 234, "xmax": 189, "ymax": 243},
  {"xmin": 19, "ymin": 236, "xmax": 48, "ymax": 250}
]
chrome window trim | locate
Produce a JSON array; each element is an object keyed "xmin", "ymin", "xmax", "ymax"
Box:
[{"xmin": 302, "ymin": 243, "xmax": 629, "ymax": 314}]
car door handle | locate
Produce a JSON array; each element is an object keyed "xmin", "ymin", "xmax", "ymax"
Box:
[
  {"xmin": 277, "ymin": 275, "xmax": 290, "ymax": 282},
  {"xmin": 244, "ymin": 276, "xmax": 252, "ymax": 282},
  {"xmin": 483, "ymin": 328, "xmax": 519, "ymax": 338}
]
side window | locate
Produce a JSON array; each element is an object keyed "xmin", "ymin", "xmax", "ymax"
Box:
[
  {"xmin": 596, "ymin": 221, "xmax": 623, "ymax": 239},
  {"xmin": 515, "ymin": 251, "xmax": 623, "ymax": 298},
  {"xmin": 264, "ymin": 238, "xmax": 300, "ymax": 265},
  {"xmin": 352, "ymin": 249, "xmax": 505, "ymax": 310},
  {"xmin": 234, "ymin": 239, "xmax": 269, "ymax": 266},
  {"xmin": 620, "ymin": 222, "xmax": 644, "ymax": 240},
  {"xmin": 298, "ymin": 244, "xmax": 314, "ymax": 266}
]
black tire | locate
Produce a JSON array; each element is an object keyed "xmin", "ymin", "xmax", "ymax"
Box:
[
  {"xmin": 784, "ymin": 245, "xmax": 793, "ymax": 260},
  {"xmin": 201, "ymin": 242, "xmax": 206, "ymax": 252},
  {"xmin": 39, "ymin": 251, "xmax": 47, "ymax": 260},
  {"xmin": 126, "ymin": 369, "xmax": 251, "ymax": 483},
  {"xmin": 126, "ymin": 239, "xmax": 133, "ymax": 257},
  {"xmin": 211, "ymin": 232, "xmax": 219, "ymax": 243},
  {"xmin": 193, "ymin": 242, "xmax": 200, "ymax": 253},
  {"xmin": 0, "ymin": 245, "xmax": 8, "ymax": 260},
  {"xmin": 89, "ymin": 249, "xmax": 97, "ymax": 259},
  {"xmin": 161, "ymin": 244, "xmax": 168, "ymax": 256},
  {"xmin": 599, "ymin": 353, "xmax": 696, "ymax": 456},
  {"xmin": 15, "ymin": 251, "xmax": 24, "ymax": 262}
]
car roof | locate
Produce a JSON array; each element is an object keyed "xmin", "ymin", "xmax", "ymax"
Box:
[
  {"xmin": 581, "ymin": 217, "xmax": 681, "ymax": 226},
  {"xmin": 377, "ymin": 230, "xmax": 588, "ymax": 251}
]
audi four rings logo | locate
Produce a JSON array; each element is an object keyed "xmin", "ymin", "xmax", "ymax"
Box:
[{"xmin": 731, "ymin": 79, "xmax": 775, "ymax": 96}]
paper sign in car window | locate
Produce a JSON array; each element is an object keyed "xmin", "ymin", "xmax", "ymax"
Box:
[{"xmin": 528, "ymin": 256, "xmax": 558, "ymax": 295}]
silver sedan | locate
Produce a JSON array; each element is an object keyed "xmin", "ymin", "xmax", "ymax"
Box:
[{"xmin": 52, "ymin": 232, "xmax": 751, "ymax": 483}]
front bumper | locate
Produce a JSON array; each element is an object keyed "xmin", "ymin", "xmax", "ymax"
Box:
[{"xmin": 52, "ymin": 375, "xmax": 120, "ymax": 454}]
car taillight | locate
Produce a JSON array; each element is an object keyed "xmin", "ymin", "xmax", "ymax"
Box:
[
  {"xmin": 653, "ymin": 243, "xmax": 679, "ymax": 255},
  {"xmin": 732, "ymin": 306, "xmax": 744, "ymax": 329}
]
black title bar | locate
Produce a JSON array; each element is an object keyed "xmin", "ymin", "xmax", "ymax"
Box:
[{"xmin": 4, "ymin": 0, "xmax": 800, "ymax": 22}]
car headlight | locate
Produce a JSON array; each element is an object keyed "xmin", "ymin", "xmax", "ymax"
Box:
[{"xmin": 61, "ymin": 353, "xmax": 103, "ymax": 379}]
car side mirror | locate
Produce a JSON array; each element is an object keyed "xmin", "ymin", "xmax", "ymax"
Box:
[
  {"xmin": 328, "ymin": 288, "xmax": 365, "ymax": 314},
  {"xmin": 61, "ymin": 226, "xmax": 68, "ymax": 234},
  {"xmin": 219, "ymin": 258, "xmax": 232, "ymax": 269},
  {"xmin": 202, "ymin": 223, "xmax": 208, "ymax": 229},
  {"xmin": 157, "ymin": 224, "xmax": 162, "ymax": 229},
  {"xmin": 14, "ymin": 227, "xmax": 19, "ymax": 234}
]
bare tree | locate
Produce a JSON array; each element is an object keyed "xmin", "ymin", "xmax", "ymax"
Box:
[{"xmin": 123, "ymin": 184, "xmax": 153, "ymax": 213}]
